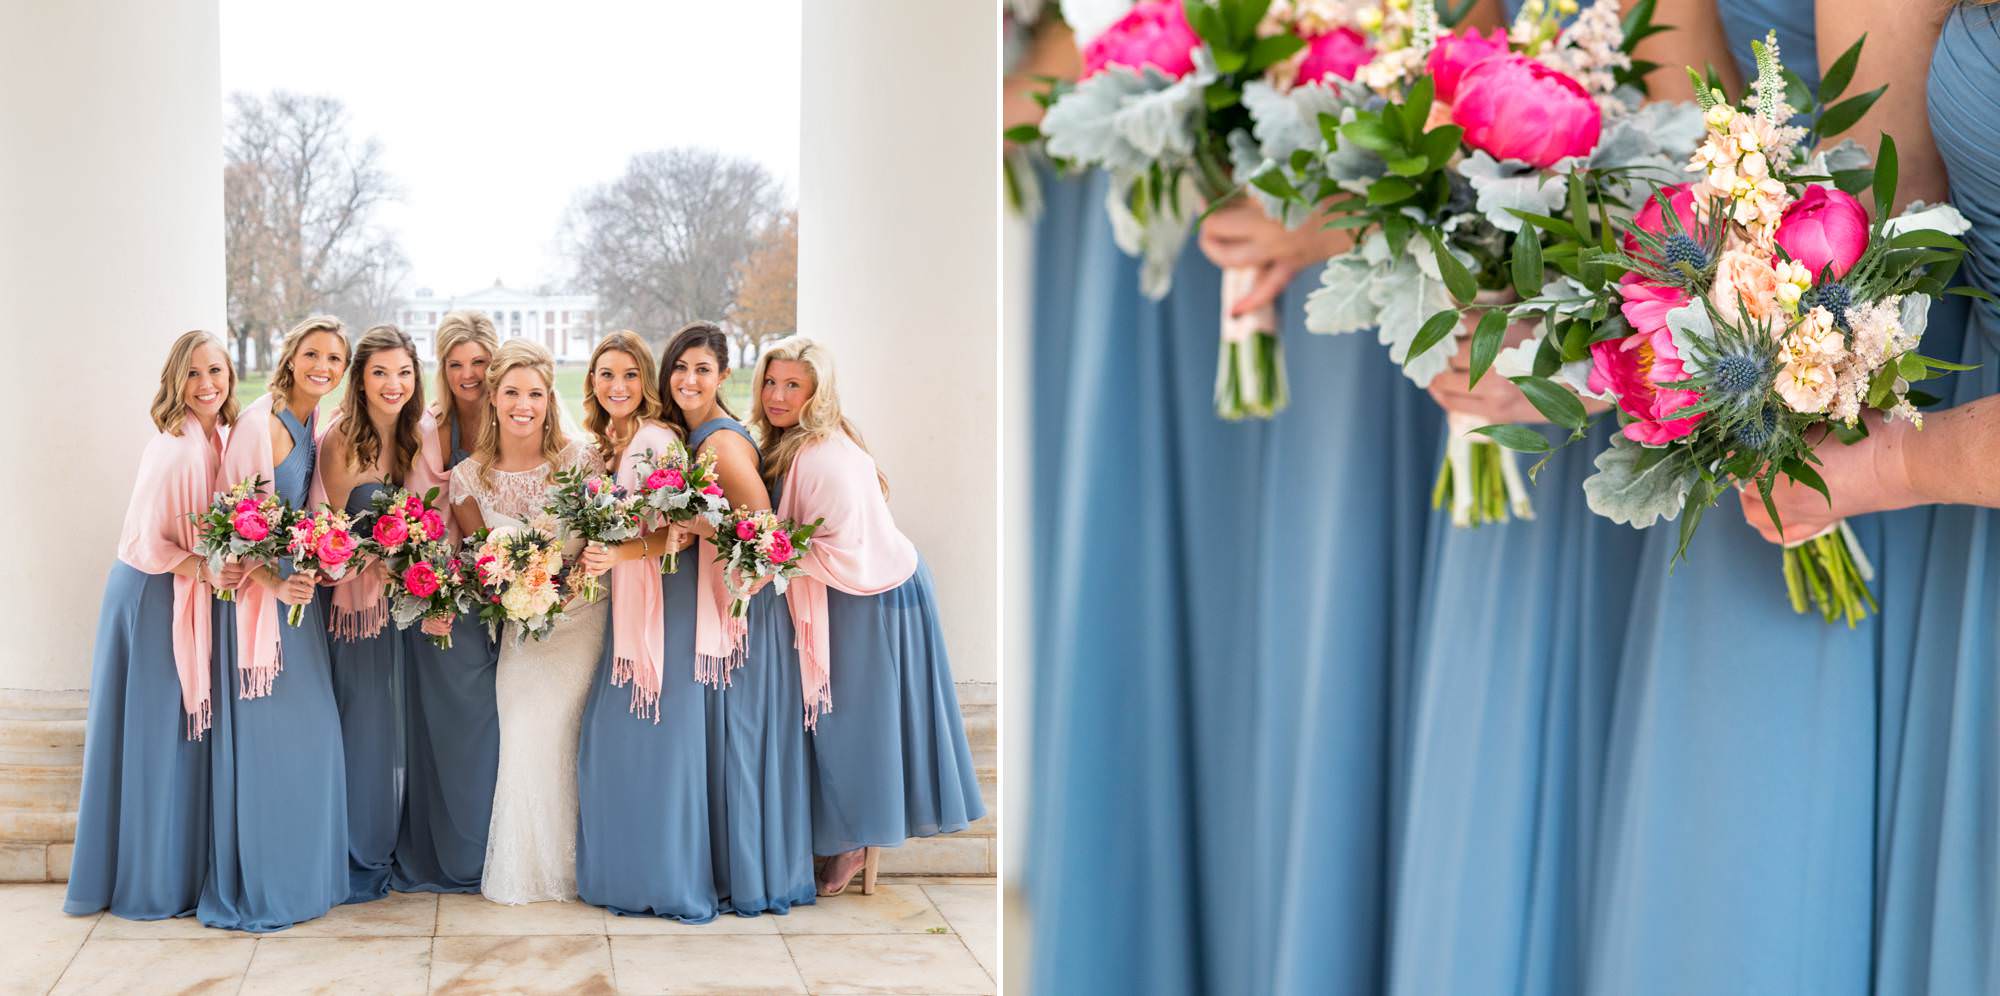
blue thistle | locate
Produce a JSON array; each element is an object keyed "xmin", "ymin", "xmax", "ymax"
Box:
[
  {"xmin": 1664, "ymin": 233, "xmax": 1709, "ymax": 270},
  {"xmin": 1713, "ymin": 352, "xmax": 1765, "ymax": 401},
  {"xmin": 1735, "ymin": 407, "xmax": 1781, "ymax": 450},
  {"xmin": 1804, "ymin": 280, "xmax": 1853, "ymax": 329}
]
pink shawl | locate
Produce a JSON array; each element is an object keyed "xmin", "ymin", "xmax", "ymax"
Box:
[
  {"xmin": 776, "ymin": 433, "xmax": 918, "ymax": 728},
  {"xmin": 310, "ymin": 408, "xmax": 391, "ymax": 642},
  {"xmin": 216, "ymin": 393, "xmax": 288, "ymax": 699},
  {"xmin": 116, "ymin": 415, "xmax": 223, "ymax": 739},
  {"xmin": 410, "ymin": 410, "xmax": 457, "ymax": 541},
  {"xmin": 606, "ymin": 422, "xmax": 673, "ymax": 720}
]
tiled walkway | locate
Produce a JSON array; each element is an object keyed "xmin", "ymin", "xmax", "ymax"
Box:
[{"xmin": 2, "ymin": 878, "xmax": 996, "ymax": 994}]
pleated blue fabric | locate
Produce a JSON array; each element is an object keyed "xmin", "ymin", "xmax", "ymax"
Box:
[{"xmin": 327, "ymin": 481, "xmax": 401, "ymax": 904}]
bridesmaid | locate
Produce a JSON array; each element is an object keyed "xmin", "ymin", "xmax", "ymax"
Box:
[
  {"xmin": 199, "ymin": 315, "xmax": 351, "ymax": 932},
  {"xmin": 315, "ymin": 325, "xmax": 424, "ymax": 903},
  {"xmin": 64, "ymin": 330, "xmax": 234, "ymax": 920},
  {"xmin": 573, "ymin": 330, "xmax": 719, "ymax": 922},
  {"xmin": 1742, "ymin": 3, "xmax": 1996, "ymax": 991},
  {"xmin": 391, "ymin": 310, "xmax": 502, "ymax": 894},
  {"xmin": 749, "ymin": 336, "xmax": 985, "ymax": 896},
  {"xmin": 665, "ymin": 322, "xmax": 815, "ymax": 915}
]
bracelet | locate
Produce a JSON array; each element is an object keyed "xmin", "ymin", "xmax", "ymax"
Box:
[{"xmin": 640, "ymin": 535, "xmax": 652, "ymax": 559}]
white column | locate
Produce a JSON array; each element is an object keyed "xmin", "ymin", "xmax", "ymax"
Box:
[
  {"xmin": 0, "ymin": 0, "xmax": 225, "ymax": 694},
  {"xmin": 798, "ymin": 1, "xmax": 999, "ymax": 687}
]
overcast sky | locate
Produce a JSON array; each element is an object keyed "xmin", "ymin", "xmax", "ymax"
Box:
[{"xmin": 220, "ymin": 0, "xmax": 801, "ymax": 298}]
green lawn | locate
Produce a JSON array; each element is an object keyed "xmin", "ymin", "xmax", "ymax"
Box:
[{"xmin": 235, "ymin": 365, "xmax": 754, "ymax": 432}]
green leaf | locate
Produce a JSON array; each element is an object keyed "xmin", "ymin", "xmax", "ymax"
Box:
[
  {"xmin": 1225, "ymin": 0, "xmax": 1269, "ymax": 47},
  {"xmin": 1511, "ymin": 223, "xmax": 1544, "ymax": 299},
  {"xmin": 1003, "ymin": 124, "xmax": 1040, "ymax": 144},
  {"xmin": 1211, "ymin": 47, "xmax": 1248, "ymax": 75},
  {"xmin": 1421, "ymin": 126, "xmax": 1464, "ymax": 169},
  {"xmin": 1874, "ymin": 133, "xmax": 1898, "ymax": 218},
  {"xmin": 1387, "ymin": 155, "xmax": 1431, "ymax": 177},
  {"xmin": 1946, "ymin": 285, "xmax": 2000, "ymax": 302},
  {"xmin": 1782, "ymin": 69, "xmax": 1813, "ymax": 114},
  {"xmin": 1473, "ymin": 424, "xmax": 1553, "ymax": 452},
  {"xmin": 1507, "ymin": 210, "xmax": 1580, "ymax": 241},
  {"xmin": 1246, "ymin": 32, "xmax": 1306, "ymax": 74},
  {"xmin": 1674, "ymin": 477, "xmax": 1714, "ymax": 564},
  {"xmin": 1831, "ymin": 168, "xmax": 1875, "ymax": 197},
  {"xmin": 1423, "ymin": 228, "xmax": 1478, "ymax": 305},
  {"xmin": 1466, "ymin": 307, "xmax": 1509, "ymax": 388},
  {"xmin": 1567, "ymin": 174, "xmax": 1592, "ymax": 248},
  {"xmin": 1250, "ymin": 168, "xmax": 1301, "ymax": 203},
  {"xmin": 1819, "ymin": 34, "xmax": 1865, "ymax": 104},
  {"xmin": 1619, "ymin": 0, "xmax": 1659, "ymax": 52},
  {"xmin": 1782, "ymin": 457, "xmax": 1832, "ymax": 507},
  {"xmin": 1340, "ymin": 117, "xmax": 1402, "ymax": 154},
  {"xmin": 1402, "ymin": 77, "xmax": 1436, "ymax": 146},
  {"xmin": 1405, "ymin": 308, "xmax": 1463, "ymax": 366},
  {"xmin": 1367, "ymin": 176, "xmax": 1418, "ymax": 205},
  {"xmin": 1886, "ymin": 228, "xmax": 1966, "ymax": 250},
  {"xmin": 1816, "ymin": 85, "xmax": 1886, "ymax": 139},
  {"xmin": 1184, "ymin": 2, "xmax": 1225, "ymax": 45},
  {"xmin": 1205, "ymin": 84, "xmax": 1240, "ymax": 111},
  {"xmin": 1510, "ymin": 375, "xmax": 1588, "ymax": 430}
]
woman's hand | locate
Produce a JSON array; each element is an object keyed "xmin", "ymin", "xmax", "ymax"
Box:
[
  {"xmin": 1426, "ymin": 320, "xmax": 1611, "ymax": 424},
  {"xmin": 579, "ymin": 542, "xmax": 617, "ymax": 578},
  {"xmin": 1196, "ymin": 198, "xmax": 1353, "ymax": 317},
  {"xmin": 665, "ymin": 522, "xmax": 696, "ymax": 553},
  {"xmin": 273, "ymin": 570, "xmax": 318, "ymax": 607},
  {"xmin": 420, "ymin": 614, "xmax": 454, "ymax": 638},
  {"xmin": 1739, "ymin": 413, "xmax": 1915, "ymax": 544},
  {"xmin": 217, "ymin": 558, "xmax": 249, "ymax": 590}
]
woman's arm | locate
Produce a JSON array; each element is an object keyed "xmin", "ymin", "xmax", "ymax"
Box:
[
  {"xmin": 1816, "ymin": 0, "xmax": 1952, "ymax": 208},
  {"xmin": 1633, "ymin": 0, "xmax": 1744, "ymax": 101},
  {"xmin": 319, "ymin": 428, "xmax": 358, "ymax": 515}
]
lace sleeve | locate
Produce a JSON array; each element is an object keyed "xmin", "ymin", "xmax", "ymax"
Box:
[
  {"xmin": 450, "ymin": 458, "xmax": 483, "ymax": 510},
  {"xmin": 562, "ymin": 438, "xmax": 601, "ymax": 476}
]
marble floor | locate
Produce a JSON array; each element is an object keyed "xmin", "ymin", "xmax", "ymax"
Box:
[{"xmin": 1, "ymin": 878, "xmax": 996, "ymax": 995}]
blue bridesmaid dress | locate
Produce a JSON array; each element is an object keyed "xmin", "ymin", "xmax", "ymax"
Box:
[
  {"xmin": 327, "ymin": 481, "xmax": 402, "ymax": 903},
  {"xmin": 63, "ymin": 502, "xmax": 212, "ymax": 918},
  {"xmin": 1025, "ymin": 165, "xmax": 1271, "ymax": 995},
  {"xmin": 1871, "ymin": 9, "xmax": 2000, "ymax": 992},
  {"xmin": 574, "ymin": 456, "xmax": 719, "ymax": 923},
  {"xmin": 199, "ymin": 407, "xmax": 350, "ymax": 931},
  {"xmin": 390, "ymin": 423, "xmax": 500, "ymax": 894},
  {"xmin": 693, "ymin": 417, "xmax": 815, "ymax": 916},
  {"xmin": 1586, "ymin": 11, "xmax": 1884, "ymax": 991}
]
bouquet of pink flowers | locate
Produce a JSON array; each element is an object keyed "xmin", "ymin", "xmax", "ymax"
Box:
[
  {"xmin": 386, "ymin": 543, "xmax": 480, "ymax": 650},
  {"xmin": 189, "ymin": 475, "xmax": 286, "ymax": 602},
  {"xmin": 544, "ymin": 467, "xmax": 645, "ymax": 603},
  {"xmin": 711, "ymin": 509, "xmax": 822, "ymax": 618},
  {"xmin": 467, "ymin": 523, "xmax": 571, "ymax": 644},
  {"xmin": 355, "ymin": 486, "xmax": 449, "ymax": 573},
  {"xmin": 284, "ymin": 506, "xmax": 360, "ymax": 626},
  {"xmin": 631, "ymin": 442, "xmax": 730, "ymax": 575}
]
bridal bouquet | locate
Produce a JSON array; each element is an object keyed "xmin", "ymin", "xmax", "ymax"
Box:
[
  {"xmin": 1498, "ymin": 34, "xmax": 1977, "ymax": 624},
  {"xmin": 545, "ymin": 467, "xmax": 645, "ymax": 604},
  {"xmin": 631, "ymin": 442, "xmax": 729, "ymax": 575},
  {"xmin": 387, "ymin": 544, "xmax": 480, "ymax": 650},
  {"xmin": 1033, "ymin": 0, "xmax": 1391, "ymax": 419},
  {"xmin": 711, "ymin": 509, "xmax": 822, "ymax": 618},
  {"xmin": 1256, "ymin": 0, "xmax": 1699, "ymax": 526},
  {"xmin": 354, "ymin": 486, "xmax": 448, "ymax": 573},
  {"xmin": 189, "ymin": 475, "xmax": 285, "ymax": 602},
  {"xmin": 468, "ymin": 523, "xmax": 570, "ymax": 644},
  {"xmin": 284, "ymin": 506, "xmax": 360, "ymax": 626}
]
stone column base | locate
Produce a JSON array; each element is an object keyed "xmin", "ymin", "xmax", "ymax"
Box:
[{"xmin": 0, "ymin": 689, "xmax": 86, "ymax": 883}]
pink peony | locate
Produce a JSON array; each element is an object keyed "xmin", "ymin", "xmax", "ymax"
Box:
[
  {"xmin": 402, "ymin": 495, "xmax": 425, "ymax": 518},
  {"xmin": 644, "ymin": 468, "xmax": 670, "ymax": 491},
  {"xmin": 768, "ymin": 531, "xmax": 795, "ymax": 565},
  {"xmin": 317, "ymin": 529, "xmax": 357, "ymax": 567},
  {"xmin": 1774, "ymin": 185, "xmax": 1869, "ymax": 279},
  {"xmin": 372, "ymin": 513, "xmax": 409, "ymax": 547},
  {"xmin": 735, "ymin": 520, "xmax": 759, "ymax": 541},
  {"xmin": 235, "ymin": 497, "xmax": 258, "ymax": 515},
  {"xmin": 418, "ymin": 509, "xmax": 445, "ymax": 541},
  {"xmin": 1624, "ymin": 183, "xmax": 1704, "ymax": 262},
  {"xmin": 403, "ymin": 561, "xmax": 440, "ymax": 599},
  {"xmin": 663, "ymin": 467, "xmax": 686, "ymax": 490},
  {"xmin": 1616, "ymin": 273, "xmax": 1691, "ymax": 337},
  {"xmin": 232, "ymin": 510, "xmax": 270, "ymax": 542},
  {"xmin": 1295, "ymin": 27, "xmax": 1373, "ymax": 86},
  {"xmin": 586, "ymin": 477, "xmax": 602, "ymax": 495},
  {"xmin": 1427, "ymin": 27, "xmax": 1509, "ymax": 102},
  {"xmin": 1080, "ymin": 0, "xmax": 1199, "ymax": 80},
  {"xmin": 1588, "ymin": 327, "xmax": 1704, "ymax": 445},
  {"xmin": 475, "ymin": 554, "xmax": 497, "ymax": 582},
  {"xmin": 1451, "ymin": 54, "xmax": 1601, "ymax": 168},
  {"xmin": 701, "ymin": 483, "xmax": 723, "ymax": 496}
]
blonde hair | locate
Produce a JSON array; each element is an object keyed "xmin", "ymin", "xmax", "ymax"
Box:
[
  {"xmin": 268, "ymin": 315, "xmax": 347, "ymax": 407},
  {"xmin": 581, "ymin": 330, "xmax": 667, "ymax": 465},
  {"xmin": 749, "ymin": 335, "xmax": 888, "ymax": 496},
  {"xmin": 336, "ymin": 325, "xmax": 425, "ymax": 486},
  {"xmin": 150, "ymin": 329, "xmax": 239, "ymax": 432},
  {"xmin": 471, "ymin": 338, "xmax": 570, "ymax": 486},
  {"xmin": 431, "ymin": 310, "xmax": 499, "ymax": 452}
]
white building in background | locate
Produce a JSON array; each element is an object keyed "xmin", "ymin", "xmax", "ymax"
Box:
[{"xmin": 396, "ymin": 281, "xmax": 600, "ymax": 362}]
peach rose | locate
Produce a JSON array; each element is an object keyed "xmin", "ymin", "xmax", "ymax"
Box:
[{"xmin": 1710, "ymin": 249, "xmax": 1784, "ymax": 327}]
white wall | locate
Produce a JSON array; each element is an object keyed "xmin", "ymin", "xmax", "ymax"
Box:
[
  {"xmin": 798, "ymin": 1, "xmax": 998, "ymax": 685},
  {"xmin": 0, "ymin": 0, "xmax": 225, "ymax": 691}
]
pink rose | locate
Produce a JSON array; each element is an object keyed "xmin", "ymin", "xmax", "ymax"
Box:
[
  {"xmin": 232, "ymin": 510, "xmax": 270, "ymax": 542},
  {"xmin": 403, "ymin": 561, "xmax": 440, "ymax": 599},
  {"xmin": 1774, "ymin": 185, "xmax": 1869, "ymax": 279},
  {"xmin": 1451, "ymin": 55, "xmax": 1601, "ymax": 168},
  {"xmin": 586, "ymin": 478, "xmax": 602, "ymax": 495},
  {"xmin": 1080, "ymin": 0, "xmax": 1199, "ymax": 80},
  {"xmin": 234, "ymin": 497, "xmax": 258, "ymax": 515},
  {"xmin": 372, "ymin": 513, "xmax": 409, "ymax": 548},
  {"xmin": 735, "ymin": 520, "xmax": 759, "ymax": 541},
  {"xmin": 663, "ymin": 467, "xmax": 685, "ymax": 490},
  {"xmin": 1624, "ymin": 183, "xmax": 1704, "ymax": 262},
  {"xmin": 1616, "ymin": 272, "xmax": 1691, "ymax": 337},
  {"xmin": 402, "ymin": 495, "xmax": 425, "ymax": 518},
  {"xmin": 1710, "ymin": 248, "xmax": 1785, "ymax": 326},
  {"xmin": 317, "ymin": 529, "xmax": 356, "ymax": 567},
  {"xmin": 1588, "ymin": 327, "xmax": 1704, "ymax": 445},
  {"xmin": 768, "ymin": 531, "xmax": 795, "ymax": 565},
  {"xmin": 644, "ymin": 468, "xmax": 670, "ymax": 491},
  {"xmin": 1295, "ymin": 27, "xmax": 1373, "ymax": 87},
  {"xmin": 1426, "ymin": 27, "xmax": 1509, "ymax": 102},
  {"xmin": 418, "ymin": 509, "xmax": 445, "ymax": 541},
  {"xmin": 446, "ymin": 559, "xmax": 462, "ymax": 574},
  {"xmin": 701, "ymin": 483, "xmax": 723, "ymax": 496},
  {"xmin": 475, "ymin": 554, "xmax": 496, "ymax": 582}
]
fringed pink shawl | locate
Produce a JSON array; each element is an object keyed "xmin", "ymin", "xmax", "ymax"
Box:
[
  {"xmin": 410, "ymin": 410, "xmax": 456, "ymax": 541},
  {"xmin": 310, "ymin": 408, "xmax": 391, "ymax": 642},
  {"xmin": 606, "ymin": 422, "xmax": 673, "ymax": 721},
  {"xmin": 216, "ymin": 393, "xmax": 288, "ymax": 699},
  {"xmin": 117, "ymin": 415, "xmax": 223, "ymax": 739},
  {"xmin": 776, "ymin": 433, "xmax": 918, "ymax": 729}
]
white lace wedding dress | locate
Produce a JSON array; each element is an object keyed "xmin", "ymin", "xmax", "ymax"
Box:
[{"xmin": 451, "ymin": 440, "xmax": 607, "ymax": 905}]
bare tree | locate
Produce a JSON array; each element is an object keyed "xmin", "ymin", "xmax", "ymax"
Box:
[
  {"xmin": 728, "ymin": 210, "xmax": 798, "ymax": 364},
  {"xmin": 224, "ymin": 91, "xmax": 403, "ymax": 370},
  {"xmin": 560, "ymin": 147, "xmax": 784, "ymax": 350}
]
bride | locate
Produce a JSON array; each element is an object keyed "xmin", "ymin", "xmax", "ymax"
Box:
[{"xmin": 447, "ymin": 339, "xmax": 605, "ymax": 904}]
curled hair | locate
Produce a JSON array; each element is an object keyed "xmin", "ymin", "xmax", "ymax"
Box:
[
  {"xmin": 471, "ymin": 339, "xmax": 570, "ymax": 486},
  {"xmin": 658, "ymin": 320, "xmax": 737, "ymax": 439},
  {"xmin": 150, "ymin": 329, "xmax": 239, "ymax": 432},
  {"xmin": 431, "ymin": 310, "xmax": 499, "ymax": 451},
  {"xmin": 581, "ymin": 330, "xmax": 667, "ymax": 463},
  {"xmin": 749, "ymin": 335, "xmax": 888, "ymax": 497},
  {"xmin": 268, "ymin": 315, "xmax": 347, "ymax": 407},
  {"xmin": 336, "ymin": 325, "xmax": 425, "ymax": 486}
]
